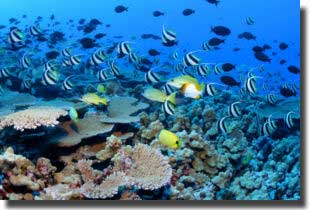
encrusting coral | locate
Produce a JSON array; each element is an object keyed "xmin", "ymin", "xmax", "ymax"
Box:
[{"xmin": 0, "ymin": 106, "xmax": 67, "ymax": 131}]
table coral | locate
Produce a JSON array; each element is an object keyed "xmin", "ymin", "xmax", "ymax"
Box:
[{"xmin": 0, "ymin": 106, "xmax": 67, "ymax": 131}]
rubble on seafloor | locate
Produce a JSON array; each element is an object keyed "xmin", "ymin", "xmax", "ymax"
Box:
[{"xmin": 0, "ymin": 90, "xmax": 301, "ymax": 200}]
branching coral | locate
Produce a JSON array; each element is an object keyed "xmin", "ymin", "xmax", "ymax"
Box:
[
  {"xmin": 0, "ymin": 106, "xmax": 67, "ymax": 131},
  {"xmin": 78, "ymin": 144, "xmax": 172, "ymax": 199}
]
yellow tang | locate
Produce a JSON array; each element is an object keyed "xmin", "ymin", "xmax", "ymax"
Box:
[
  {"xmin": 168, "ymin": 75, "xmax": 199, "ymax": 89},
  {"xmin": 81, "ymin": 93, "xmax": 107, "ymax": 106},
  {"xmin": 142, "ymin": 87, "xmax": 176, "ymax": 104},
  {"xmin": 158, "ymin": 129, "xmax": 182, "ymax": 149}
]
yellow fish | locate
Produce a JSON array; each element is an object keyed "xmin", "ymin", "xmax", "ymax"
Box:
[
  {"xmin": 180, "ymin": 82, "xmax": 205, "ymax": 99},
  {"xmin": 158, "ymin": 129, "xmax": 182, "ymax": 149},
  {"xmin": 97, "ymin": 84, "xmax": 107, "ymax": 94},
  {"xmin": 81, "ymin": 93, "xmax": 107, "ymax": 106},
  {"xmin": 168, "ymin": 75, "xmax": 199, "ymax": 89},
  {"xmin": 142, "ymin": 87, "xmax": 176, "ymax": 104}
]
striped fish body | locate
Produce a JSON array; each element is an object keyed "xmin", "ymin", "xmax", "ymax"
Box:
[
  {"xmin": 23, "ymin": 79, "xmax": 32, "ymax": 89},
  {"xmin": 228, "ymin": 102, "xmax": 242, "ymax": 117},
  {"xmin": 8, "ymin": 29, "xmax": 23, "ymax": 44},
  {"xmin": 202, "ymin": 42, "xmax": 213, "ymax": 51},
  {"xmin": 20, "ymin": 55, "xmax": 31, "ymax": 69},
  {"xmin": 285, "ymin": 111, "xmax": 295, "ymax": 129},
  {"xmin": 197, "ymin": 64, "xmax": 210, "ymax": 77},
  {"xmin": 42, "ymin": 69, "xmax": 59, "ymax": 86},
  {"xmin": 183, "ymin": 52, "xmax": 200, "ymax": 67},
  {"xmin": 162, "ymin": 99, "xmax": 175, "ymax": 116},
  {"xmin": 0, "ymin": 68, "xmax": 11, "ymax": 78},
  {"xmin": 62, "ymin": 76, "xmax": 74, "ymax": 90},
  {"xmin": 245, "ymin": 77, "xmax": 257, "ymax": 95},
  {"xmin": 205, "ymin": 84, "xmax": 217, "ymax": 96},
  {"xmin": 97, "ymin": 69, "xmax": 109, "ymax": 81},
  {"xmin": 266, "ymin": 94, "xmax": 277, "ymax": 105},
  {"xmin": 110, "ymin": 62, "xmax": 120, "ymax": 76},
  {"xmin": 163, "ymin": 83, "xmax": 174, "ymax": 95},
  {"xmin": 214, "ymin": 64, "xmax": 223, "ymax": 75},
  {"xmin": 90, "ymin": 50, "xmax": 105, "ymax": 66},
  {"xmin": 117, "ymin": 42, "xmax": 131, "ymax": 58},
  {"xmin": 145, "ymin": 70, "xmax": 160, "ymax": 84},
  {"xmin": 162, "ymin": 26, "xmax": 177, "ymax": 45},
  {"xmin": 61, "ymin": 48, "xmax": 71, "ymax": 57},
  {"xmin": 261, "ymin": 121, "xmax": 276, "ymax": 136},
  {"xmin": 246, "ymin": 17, "xmax": 255, "ymax": 25},
  {"xmin": 217, "ymin": 116, "xmax": 228, "ymax": 134},
  {"xmin": 29, "ymin": 26, "xmax": 42, "ymax": 36}
]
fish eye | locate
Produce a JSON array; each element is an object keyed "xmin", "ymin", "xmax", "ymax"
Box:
[{"xmin": 175, "ymin": 141, "xmax": 179, "ymax": 145}]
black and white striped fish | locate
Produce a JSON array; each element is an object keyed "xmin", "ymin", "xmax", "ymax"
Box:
[
  {"xmin": 205, "ymin": 83, "xmax": 217, "ymax": 96},
  {"xmin": 228, "ymin": 101, "xmax": 242, "ymax": 117},
  {"xmin": 162, "ymin": 25, "xmax": 177, "ymax": 45},
  {"xmin": 20, "ymin": 54, "xmax": 31, "ymax": 69},
  {"xmin": 162, "ymin": 83, "xmax": 174, "ymax": 95},
  {"xmin": 245, "ymin": 76, "xmax": 261, "ymax": 95},
  {"xmin": 145, "ymin": 70, "xmax": 160, "ymax": 84},
  {"xmin": 217, "ymin": 116, "xmax": 229, "ymax": 134},
  {"xmin": 62, "ymin": 76, "xmax": 75, "ymax": 91},
  {"xmin": 8, "ymin": 28, "xmax": 24, "ymax": 44},
  {"xmin": 266, "ymin": 93, "xmax": 278, "ymax": 105},
  {"xmin": 62, "ymin": 55, "xmax": 82, "ymax": 67},
  {"xmin": 202, "ymin": 42, "xmax": 213, "ymax": 51},
  {"xmin": 42, "ymin": 69, "xmax": 59, "ymax": 86},
  {"xmin": 128, "ymin": 52, "xmax": 140, "ymax": 64},
  {"xmin": 285, "ymin": 111, "xmax": 295, "ymax": 129},
  {"xmin": 29, "ymin": 26, "xmax": 42, "ymax": 36},
  {"xmin": 61, "ymin": 48, "xmax": 71, "ymax": 57},
  {"xmin": 246, "ymin": 17, "xmax": 255, "ymax": 25},
  {"xmin": 183, "ymin": 51, "xmax": 201, "ymax": 67},
  {"xmin": 261, "ymin": 121, "xmax": 274, "ymax": 136},
  {"xmin": 117, "ymin": 41, "xmax": 131, "ymax": 58},
  {"xmin": 89, "ymin": 49, "xmax": 105, "ymax": 66},
  {"xmin": 109, "ymin": 61, "xmax": 121, "ymax": 76},
  {"xmin": 0, "ymin": 68, "xmax": 11, "ymax": 78},
  {"xmin": 162, "ymin": 99, "xmax": 175, "ymax": 116},
  {"xmin": 43, "ymin": 61, "xmax": 57, "ymax": 72},
  {"xmin": 97, "ymin": 68, "xmax": 109, "ymax": 81},
  {"xmin": 22, "ymin": 79, "xmax": 32, "ymax": 89},
  {"xmin": 214, "ymin": 63, "xmax": 223, "ymax": 75},
  {"xmin": 197, "ymin": 64, "xmax": 211, "ymax": 77}
]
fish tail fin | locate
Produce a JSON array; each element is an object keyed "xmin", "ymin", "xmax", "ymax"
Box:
[
  {"xmin": 167, "ymin": 92, "xmax": 177, "ymax": 105},
  {"xmin": 100, "ymin": 97, "xmax": 107, "ymax": 105}
]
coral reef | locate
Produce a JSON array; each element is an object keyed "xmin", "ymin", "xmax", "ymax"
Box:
[
  {"xmin": 0, "ymin": 106, "xmax": 67, "ymax": 131},
  {"xmin": 52, "ymin": 113, "xmax": 114, "ymax": 147},
  {"xmin": 101, "ymin": 96, "xmax": 149, "ymax": 124}
]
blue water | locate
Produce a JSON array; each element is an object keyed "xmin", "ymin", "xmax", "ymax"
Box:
[{"xmin": 0, "ymin": 0, "xmax": 300, "ymax": 201}]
